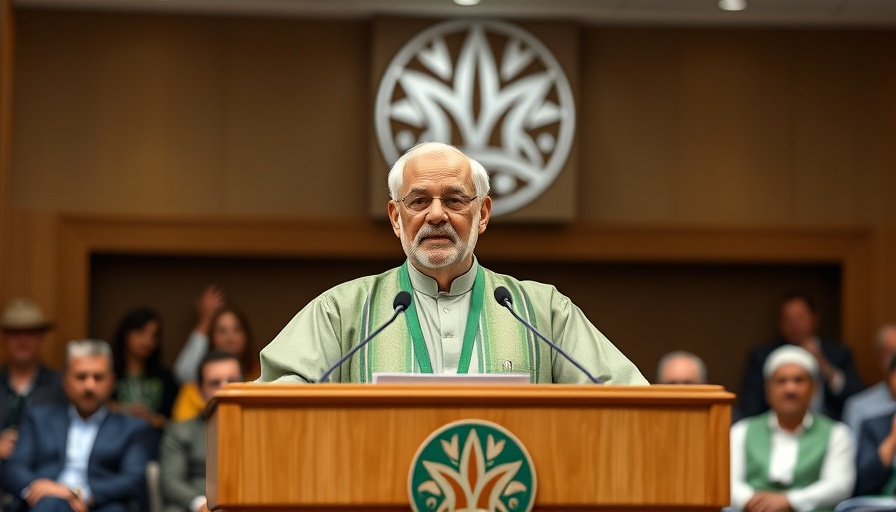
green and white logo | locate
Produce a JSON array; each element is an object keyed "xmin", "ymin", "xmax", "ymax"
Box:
[{"xmin": 408, "ymin": 419, "xmax": 536, "ymax": 512}]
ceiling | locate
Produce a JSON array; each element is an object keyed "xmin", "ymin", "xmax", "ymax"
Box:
[{"xmin": 13, "ymin": 0, "xmax": 896, "ymax": 27}]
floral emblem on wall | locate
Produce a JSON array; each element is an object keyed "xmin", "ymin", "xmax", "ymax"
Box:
[{"xmin": 375, "ymin": 20, "xmax": 576, "ymax": 217}]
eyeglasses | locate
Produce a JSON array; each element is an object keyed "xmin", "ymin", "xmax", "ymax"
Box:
[{"xmin": 396, "ymin": 192, "xmax": 478, "ymax": 213}]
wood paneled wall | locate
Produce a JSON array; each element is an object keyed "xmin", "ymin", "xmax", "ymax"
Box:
[
  {"xmin": 0, "ymin": 1, "xmax": 14, "ymax": 302},
  {"xmin": 1, "ymin": 9, "xmax": 895, "ymax": 389}
]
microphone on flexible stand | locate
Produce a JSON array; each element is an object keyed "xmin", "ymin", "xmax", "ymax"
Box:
[
  {"xmin": 315, "ymin": 291, "xmax": 412, "ymax": 383},
  {"xmin": 493, "ymin": 286, "xmax": 602, "ymax": 384}
]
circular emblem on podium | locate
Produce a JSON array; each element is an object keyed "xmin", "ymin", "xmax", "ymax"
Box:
[
  {"xmin": 375, "ymin": 20, "xmax": 576, "ymax": 217},
  {"xmin": 408, "ymin": 419, "xmax": 536, "ymax": 512}
]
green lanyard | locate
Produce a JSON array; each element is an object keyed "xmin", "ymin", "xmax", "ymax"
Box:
[{"xmin": 399, "ymin": 261, "xmax": 485, "ymax": 374}]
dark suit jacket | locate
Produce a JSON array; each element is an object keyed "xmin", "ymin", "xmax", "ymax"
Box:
[
  {"xmin": 0, "ymin": 366, "xmax": 67, "ymax": 430},
  {"xmin": 159, "ymin": 417, "xmax": 205, "ymax": 512},
  {"xmin": 739, "ymin": 339, "xmax": 865, "ymax": 420},
  {"xmin": 855, "ymin": 412, "xmax": 896, "ymax": 496},
  {"xmin": 1, "ymin": 403, "xmax": 152, "ymax": 510}
]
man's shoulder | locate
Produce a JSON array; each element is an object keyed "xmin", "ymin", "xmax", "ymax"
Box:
[
  {"xmin": 860, "ymin": 410, "xmax": 895, "ymax": 437},
  {"xmin": 165, "ymin": 416, "xmax": 204, "ymax": 440},
  {"xmin": 846, "ymin": 381, "xmax": 888, "ymax": 408},
  {"xmin": 318, "ymin": 267, "xmax": 402, "ymax": 301},
  {"xmin": 106, "ymin": 410, "xmax": 153, "ymax": 434},
  {"xmin": 818, "ymin": 338, "xmax": 854, "ymax": 358},
  {"xmin": 25, "ymin": 402, "xmax": 67, "ymax": 420}
]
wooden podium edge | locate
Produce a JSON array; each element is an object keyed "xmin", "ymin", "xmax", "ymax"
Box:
[{"xmin": 208, "ymin": 383, "xmax": 736, "ymax": 411}]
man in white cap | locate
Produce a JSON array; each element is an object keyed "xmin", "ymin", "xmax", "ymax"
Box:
[
  {"xmin": 0, "ymin": 299, "xmax": 66, "ymax": 464},
  {"xmin": 729, "ymin": 345, "xmax": 855, "ymax": 512}
]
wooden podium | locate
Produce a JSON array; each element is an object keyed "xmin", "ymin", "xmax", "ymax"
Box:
[{"xmin": 207, "ymin": 383, "xmax": 734, "ymax": 511}]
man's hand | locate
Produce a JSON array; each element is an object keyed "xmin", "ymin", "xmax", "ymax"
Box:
[
  {"xmin": 196, "ymin": 285, "xmax": 226, "ymax": 333},
  {"xmin": 67, "ymin": 494, "xmax": 88, "ymax": 512},
  {"xmin": 25, "ymin": 479, "xmax": 74, "ymax": 506},
  {"xmin": 199, "ymin": 504, "xmax": 210, "ymax": 512},
  {"xmin": 798, "ymin": 340, "xmax": 839, "ymax": 385},
  {"xmin": 878, "ymin": 414, "xmax": 896, "ymax": 467},
  {"xmin": 0, "ymin": 428, "xmax": 17, "ymax": 459},
  {"xmin": 744, "ymin": 491, "xmax": 792, "ymax": 512}
]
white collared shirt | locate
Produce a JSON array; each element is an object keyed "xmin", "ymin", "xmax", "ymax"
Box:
[
  {"xmin": 57, "ymin": 405, "xmax": 107, "ymax": 501},
  {"xmin": 406, "ymin": 259, "xmax": 480, "ymax": 374},
  {"xmin": 730, "ymin": 412, "xmax": 855, "ymax": 512}
]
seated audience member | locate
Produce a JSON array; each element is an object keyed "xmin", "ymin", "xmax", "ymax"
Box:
[
  {"xmin": 656, "ymin": 350, "xmax": 706, "ymax": 384},
  {"xmin": 0, "ymin": 299, "xmax": 66, "ymax": 468},
  {"xmin": 740, "ymin": 292, "xmax": 864, "ymax": 420},
  {"xmin": 852, "ymin": 354, "xmax": 896, "ymax": 497},
  {"xmin": 2, "ymin": 339, "xmax": 152, "ymax": 512},
  {"xmin": 730, "ymin": 345, "xmax": 855, "ymax": 512},
  {"xmin": 171, "ymin": 307, "xmax": 257, "ymax": 422},
  {"xmin": 160, "ymin": 350, "xmax": 243, "ymax": 512},
  {"xmin": 843, "ymin": 325, "xmax": 896, "ymax": 439},
  {"xmin": 112, "ymin": 308, "xmax": 179, "ymax": 457}
]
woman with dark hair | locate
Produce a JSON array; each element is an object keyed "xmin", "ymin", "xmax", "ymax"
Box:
[
  {"xmin": 112, "ymin": 307, "xmax": 179, "ymax": 454},
  {"xmin": 171, "ymin": 305, "xmax": 259, "ymax": 421}
]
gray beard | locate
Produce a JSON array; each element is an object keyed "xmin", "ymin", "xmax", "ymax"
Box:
[{"xmin": 399, "ymin": 211, "xmax": 480, "ymax": 270}]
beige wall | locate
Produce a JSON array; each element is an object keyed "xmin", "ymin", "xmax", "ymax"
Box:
[{"xmin": 3, "ymin": 9, "xmax": 896, "ymax": 389}]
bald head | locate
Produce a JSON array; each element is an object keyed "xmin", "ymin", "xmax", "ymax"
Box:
[{"xmin": 656, "ymin": 351, "xmax": 707, "ymax": 385}]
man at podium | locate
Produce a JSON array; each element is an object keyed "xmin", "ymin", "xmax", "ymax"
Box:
[{"xmin": 257, "ymin": 142, "xmax": 647, "ymax": 385}]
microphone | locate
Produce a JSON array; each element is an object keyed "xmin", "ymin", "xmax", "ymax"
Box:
[
  {"xmin": 493, "ymin": 286, "xmax": 602, "ymax": 384},
  {"xmin": 315, "ymin": 291, "xmax": 412, "ymax": 383}
]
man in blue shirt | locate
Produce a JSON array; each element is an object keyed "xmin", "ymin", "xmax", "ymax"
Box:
[{"xmin": 2, "ymin": 339, "xmax": 152, "ymax": 512}]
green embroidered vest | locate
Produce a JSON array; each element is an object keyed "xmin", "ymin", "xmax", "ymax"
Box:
[{"xmin": 744, "ymin": 412, "xmax": 834, "ymax": 492}]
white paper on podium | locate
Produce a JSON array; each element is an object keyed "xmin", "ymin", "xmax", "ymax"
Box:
[{"xmin": 371, "ymin": 373, "xmax": 531, "ymax": 385}]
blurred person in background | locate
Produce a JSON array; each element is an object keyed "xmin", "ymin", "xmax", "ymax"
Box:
[
  {"xmin": 0, "ymin": 299, "xmax": 66, "ymax": 476},
  {"xmin": 730, "ymin": 345, "xmax": 854, "ymax": 512},
  {"xmin": 3, "ymin": 339, "xmax": 152, "ymax": 512},
  {"xmin": 740, "ymin": 292, "xmax": 864, "ymax": 421},
  {"xmin": 171, "ymin": 304, "xmax": 257, "ymax": 421},
  {"xmin": 656, "ymin": 350, "xmax": 706, "ymax": 384},
  {"xmin": 160, "ymin": 350, "xmax": 243, "ymax": 512},
  {"xmin": 842, "ymin": 324, "xmax": 896, "ymax": 440},
  {"xmin": 112, "ymin": 308, "xmax": 178, "ymax": 459}
]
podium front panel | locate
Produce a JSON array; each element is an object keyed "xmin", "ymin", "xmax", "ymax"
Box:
[{"xmin": 207, "ymin": 384, "xmax": 733, "ymax": 511}]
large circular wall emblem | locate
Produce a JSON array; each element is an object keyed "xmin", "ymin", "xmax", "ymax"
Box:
[
  {"xmin": 408, "ymin": 419, "xmax": 537, "ymax": 512},
  {"xmin": 375, "ymin": 20, "xmax": 576, "ymax": 217}
]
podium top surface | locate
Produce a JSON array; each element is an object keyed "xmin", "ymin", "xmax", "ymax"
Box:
[{"xmin": 208, "ymin": 383, "xmax": 735, "ymax": 412}]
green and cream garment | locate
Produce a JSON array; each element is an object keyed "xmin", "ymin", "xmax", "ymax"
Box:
[
  {"xmin": 730, "ymin": 411, "xmax": 855, "ymax": 512},
  {"xmin": 257, "ymin": 259, "xmax": 647, "ymax": 385}
]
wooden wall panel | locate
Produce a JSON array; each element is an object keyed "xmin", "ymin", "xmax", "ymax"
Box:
[
  {"xmin": 581, "ymin": 29, "xmax": 681, "ymax": 224},
  {"xmin": 0, "ymin": 0, "xmax": 13, "ymax": 305},
  {"xmin": 9, "ymin": 14, "xmax": 896, "ymax": 228},
  {"xmin": 11, "ymin": 11, "xmax": 227, "ymax": 214},
  {"xmin": 794, "ymin": 31, "xmax": 896, "ymax": 225},
  {"xmin": 220, "ymin": 18, "xmax": 371, "ymax": 217}
]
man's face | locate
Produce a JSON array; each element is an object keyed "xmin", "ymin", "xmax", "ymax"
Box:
[
  {"xmin": 658, "ymin": 357, "xmax": 702, "ymax": 385},
  {"xmin": 64, "ymin": 355, "xmax": 115, "ymax": 418},
  {"xmin": 199, "ymin": 359, "xmax": 243, "ymax": 403},
  {"xmin": 766, "ymin": 363, "xmax": 815, "ymax": 419},
  {"xmin": 1, "ymin": 329, "xmax": 45, "ymax": 366},
  {"xmin": 778, "ymin": 299, "xmax": 818, "ymax": 343},
  {"xmin": 388, "ymin": 152, "xmax": 491, "ymax": 276}
]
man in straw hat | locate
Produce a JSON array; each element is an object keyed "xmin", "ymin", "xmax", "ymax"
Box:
[
  {"xmin": 729, "ymin": 345, "xmax": 855, "ymax": 512},
  {"xmin": 0, "ymin": 299, "xmax": 66, "ymax": 464}
]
